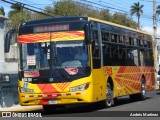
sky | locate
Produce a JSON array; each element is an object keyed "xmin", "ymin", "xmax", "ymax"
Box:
[{"xmin": 1, "ymin": 0, "xmax": 160, "ymax": 36}]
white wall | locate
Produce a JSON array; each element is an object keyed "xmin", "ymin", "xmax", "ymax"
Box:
[
  {"xmin": 0, "ymin": 17, "xmax": 18, "ymax": 74},
  {"xmin": 0, "ymin": 28, "xmax": 5, "ymax": 73}
]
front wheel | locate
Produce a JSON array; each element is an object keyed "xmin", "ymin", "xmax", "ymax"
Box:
[{"xmin": 101, "ymin": 82, "xmax": 114, "ymax": 108}]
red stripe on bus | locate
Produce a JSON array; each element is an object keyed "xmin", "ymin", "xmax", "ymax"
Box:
[
  {"xmin": 118, "ymin": 67, "xmax": 126, "ymax": 73},
  {"xmin": 37, "ymin": 84, "xmax": 59, "ymax": 94}
]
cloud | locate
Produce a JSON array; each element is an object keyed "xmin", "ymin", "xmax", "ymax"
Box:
[{"xmin": 142, "ymin": 26, "xmax": 160, "ymax": 37}]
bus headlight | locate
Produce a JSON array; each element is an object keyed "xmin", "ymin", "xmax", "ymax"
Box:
[
  {"xmin": 20, "ymin": 87, "xmax": 34, "ymax": 93},
  {"xmin": 69, "ymin": 82, "xmax": 90, "ymax": 92}
]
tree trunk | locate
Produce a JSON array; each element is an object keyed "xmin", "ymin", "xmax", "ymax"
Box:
[{"xmin": 138, "ymin": 15, "xmax": 140, "ymax": 29}]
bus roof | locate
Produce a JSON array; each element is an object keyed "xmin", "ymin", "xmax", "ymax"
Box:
[
  {"xmin": 20, "ymin": 16, "xmax": 88, "ymax": 26},
  {"xmin": 88, "ymin": 17, "xmax": 152, "ymax": 36},
  {"xmin": 20, "ymin": 16, "xmax": 152, "ymax": 37}
]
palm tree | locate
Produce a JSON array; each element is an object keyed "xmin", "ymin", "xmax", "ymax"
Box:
[
  {"xmin": 8, "ymin": 3, "xmax": 24, "ymax": 18},
  {"xmin": 156, "ymin": 5, "xmax": 160, "ymax": 16},
  {"xmin": 0, "ymin": 6, "xmax": 5, "ymax": 16},
  {"xmin": 130, "ymin": 2, "xmax": 144, "ymax": 29}
]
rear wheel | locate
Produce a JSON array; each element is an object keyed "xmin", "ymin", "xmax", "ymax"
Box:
[
  {"xmin": 130, "ymin": 77, "xmax": 146, "ymax": 101},
  {"xmin": 138, "ymin": 77, "xmax": 146, "ymax": 100}
]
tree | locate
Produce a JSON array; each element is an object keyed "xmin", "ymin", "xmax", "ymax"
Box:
[
  {"xmin": 112, "ymin": 12, "xmax": 138, "ymax": 29},
  {"xmin": 99, "ymin": 9, "xmax": 111, "ymax": 21},
  {"xmin": 6, "ymin": 0, "xmax": 139, "ymax": 30},
  {"xmin": 156, "ymin": 5, "xmax": 160, "ymax": 16},
  {"xmin": 130, "ymin": 2, "xmax": 144, "ymax": 29},
  {"xmin": 0, "ymin": 6, "xmax": 5, "ymax": 16},
  {"xmin": 8, "ymin": 3, "xmax": 24, "ymax": 18}
]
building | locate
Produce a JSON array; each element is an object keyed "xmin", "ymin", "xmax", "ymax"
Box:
[{"xmin": 0, "ymin": 15, "xmax": 18, "ymax": 74}]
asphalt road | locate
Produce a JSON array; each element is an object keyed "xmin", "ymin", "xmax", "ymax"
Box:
[{"xmin": 29, "ymin": 90, "xmax": 160, "ymax": 118}]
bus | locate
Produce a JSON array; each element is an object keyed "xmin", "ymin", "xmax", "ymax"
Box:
[{"xmin": 5, "ymin": 16, "xmax": 155, "ymax": 112}]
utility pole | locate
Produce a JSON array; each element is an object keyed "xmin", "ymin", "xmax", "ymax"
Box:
[
  {"xmin": 153, "ymin": 0, "xmax": 157, "ymax": 43},
  {"xmin": 153, "ymin": 0, "xmax": 159, "ymax": 89}
]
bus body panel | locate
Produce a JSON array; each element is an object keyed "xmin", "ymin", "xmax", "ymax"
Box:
[{"xmin": 19, "ymin": 75, "xmax": 94, "ymax": 105}]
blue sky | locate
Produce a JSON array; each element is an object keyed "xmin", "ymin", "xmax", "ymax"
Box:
[{"xmin": 1, "ymin": 0, "xmax": 160, "ymax": 35}]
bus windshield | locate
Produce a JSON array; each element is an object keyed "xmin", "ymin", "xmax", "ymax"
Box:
[
  {"xmin": 20, "ymin": 40, "xmax": 89, "ymax": 70},
  {"xmin": 21, "ymin": 42, "xmax": 50, "ymax": 70},
  {"xmin": 56, "ymin": 41, "xmax": 89, "ymax": 68}
]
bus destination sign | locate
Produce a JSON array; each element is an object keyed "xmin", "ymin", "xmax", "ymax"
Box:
[{"xmin": 34, "ymin": 24, "xmax": 69, "ymax": 33}]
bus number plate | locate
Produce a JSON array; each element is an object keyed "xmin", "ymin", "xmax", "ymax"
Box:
[{"xmin": 48, "ymin": 100, "xmax": 57, "ymax": 104}]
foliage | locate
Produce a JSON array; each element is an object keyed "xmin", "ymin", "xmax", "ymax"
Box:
[
  {"xmin": 130, "ymin": 2, "xmax": 144, "ymax": 29},
  {"xmin": 7, "ymin": 0, "xmax": 138, "ymax": 29},
  {"xmin": 0, "ymin": 6, "xmax": 5, "ymax": 16},
  {"xmin": 8, "ymin": 3, "xmax": 24, "ymax": 18},
  {"xmin": 112, "ymin": 12, "xmax": 138, "ymax": 28},
  {"xmin": 156, "ymin": 5, "xmax": 160, "ymax": 16}
]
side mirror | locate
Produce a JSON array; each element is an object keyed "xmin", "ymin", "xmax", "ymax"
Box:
[
  {"xmin": 5, "ymin": 29, "xmax": 17, "ymax": 53},
  {"xmin": 158, "ymin": 65, "xmax": 160, "ymax": 75},
  {"xmin": 84, "ymin": 24, "xmax": 92, "ymax": 44}
]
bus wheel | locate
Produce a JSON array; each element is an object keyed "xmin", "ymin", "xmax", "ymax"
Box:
[
  {"xmin": 138, "ymin": 77, "xmax": 146, "ymax": 100},
  {"xmin": 43, "ymin": 105, "xmax": 56, "ymax": 113},
  {"xmin": 130, "ymin": 77, "xmax": 146, "ymax": 101},
  {"xmin": 104, "ymin": 82, "xmax": 114, "ymax": 108}
]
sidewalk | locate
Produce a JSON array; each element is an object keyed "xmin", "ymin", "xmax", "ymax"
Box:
[{"xmin": 0, "ymin": 104, "xmax": 43, "ymax": 112}]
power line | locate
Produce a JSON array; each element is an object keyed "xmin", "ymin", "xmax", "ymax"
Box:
[
  {"xmin": 1, "ymin": 0, "xmax": 54, "ymax": 17},
  {"xmin": 9, "ymin": 0, "xmax": 55, "ymax": 15},
  {"xmin": 101, "ymin": 0, "xmax": 152, "ymax": 18},
  {"xmin": 105, "ymin": 0, "xmax": 153, "ymax": 17},
  {"xmin": 1, "ymin": 0, "xmax": 154, "ymax": 22},
  {"xmin": 77, "ymin": 0, "xmax": 153, "ymax": 20}
]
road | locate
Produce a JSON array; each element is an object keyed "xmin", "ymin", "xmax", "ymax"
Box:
[{"xmin": 29, "ymin": 90, "xmax": 160, "ymax": 117}]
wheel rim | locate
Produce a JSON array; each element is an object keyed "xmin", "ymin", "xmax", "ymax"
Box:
[
  {"xmin": 106, "ymin": 83, "xmax": 113, "ymax": 106},
  {"xmin": 142, "ymin": 82, "xmax": 146, "ymax": 96}
]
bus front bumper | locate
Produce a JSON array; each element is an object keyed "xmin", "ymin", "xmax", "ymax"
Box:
[{"xmin": 19, "ymin": 91, "xmax": 92, "ymax": 106}]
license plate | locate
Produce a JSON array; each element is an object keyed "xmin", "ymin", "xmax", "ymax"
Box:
[{"xmin": 48, "ymin": 100, "xmax": 57, "ymax": 104}]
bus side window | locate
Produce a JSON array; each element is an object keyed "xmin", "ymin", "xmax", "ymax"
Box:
[
  {"xmin": 139, "ymin": 50, "xmax": 145, "ymax": 66},
  {"xmin": 133, "ymin": 38, "xmax": 137, "ymax": 46},
  {"xmin": 125, "ymin": 36, "xmax": 129, "ymax": 45},
  {"xmin": 147, "ymin": 41, "xmax": 151, "ymax": 48},
  {"xmin": 111, "ymin": 45, "xmax": 118, "ymax": 66},
  {"xmin": 118, "ymin": 47, "xmax": 126, "ymax": 66},
  {"xmin": 144, "ymin": 41, "xmax": 147, "ymax": 47},
  {"xmin": 119, "ymin": 35, "xmax": 123, "ymax": 43},
  {"xmin": 126, "ymin": 48, "xmax": 135, "ymax": 66},
  {"xmin": 129, "ymin": 37, "xmax": 134, "ymax": 45},
  {"xmin": 111, "ymin": 34, "xmax": 115, "ymax": 42},
  {"xmin": 102, "ymin": 32, "xmax": 109, "ymax": 41},
  {"xmin": 103, "ymin": 43, "xmax": 111, "ymax": 66},
  {"xmin": 92, "ymin": 30, "xmax": 101, "ymax": 68}
]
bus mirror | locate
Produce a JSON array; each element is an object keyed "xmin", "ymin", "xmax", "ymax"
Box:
[
  {"xmin": 84, "ymin": 24, "xmax": 91, "ymax": 44},
  {"xmin": 5, "ymin": 29, "xmax": 17, "ymax": 53},
  {"xmin": 158, "ymin": 65, "xmax": 160, "ymax": 75}
]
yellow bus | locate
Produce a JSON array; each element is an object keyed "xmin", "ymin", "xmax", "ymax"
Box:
[{"xmin": 5, "ymin": 16, "xmax": 155, "ymax": 112}]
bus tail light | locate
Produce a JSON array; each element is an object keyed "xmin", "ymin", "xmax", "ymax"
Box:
[{"xmin": 69, "ymin": 82, "xmax": 90, "ymax": 92}]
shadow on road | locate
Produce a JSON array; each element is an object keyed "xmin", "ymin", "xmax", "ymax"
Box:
[
  {"xmin": 30, "ymin": 96, "xmax": 153, "ymax": 116},
  {"xmin": 113, "ymin": 96, "xmax": 151, "ymax": 107},
  {"xmin": 156, "ymin": 91, "xmax": 160, "ymax": 95}
]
